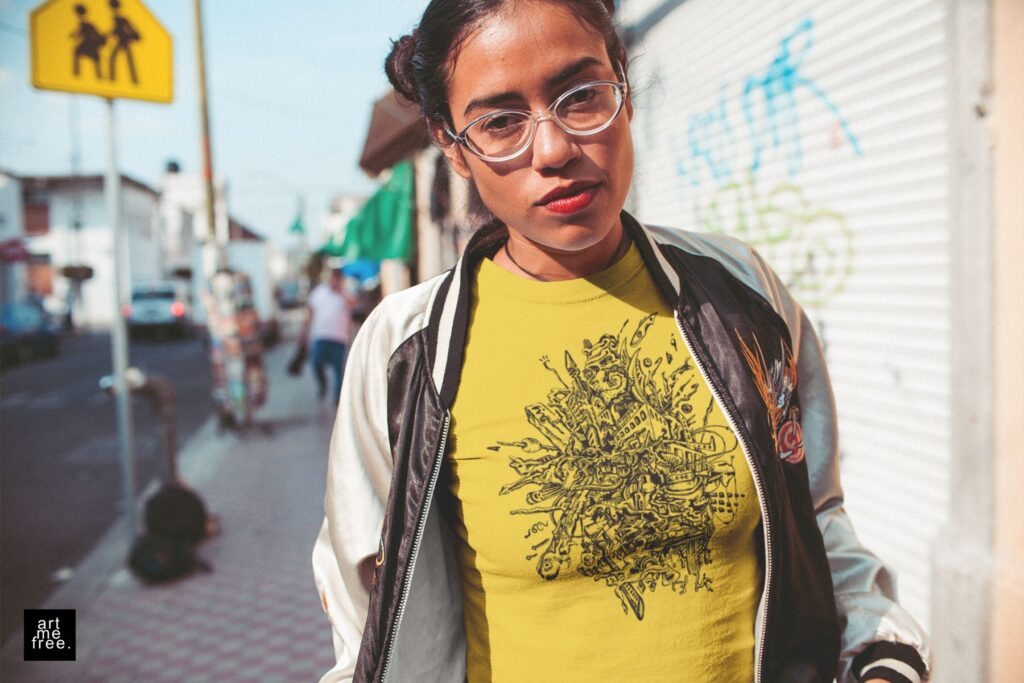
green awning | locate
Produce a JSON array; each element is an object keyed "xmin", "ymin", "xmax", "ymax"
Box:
[{"xmin": 322, "ymin": 160, "xmax": 414, "ymax": 261}]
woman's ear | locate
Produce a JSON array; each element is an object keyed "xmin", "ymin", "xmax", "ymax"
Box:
[
  {"xmin": 429, "ymin": 120, "xmax": 473, "ymax": 179},
  {"xmin": 443, "ymin": 146, "xmax": 473, "ymax": 180}
]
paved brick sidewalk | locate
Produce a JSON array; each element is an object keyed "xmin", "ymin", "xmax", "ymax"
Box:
[{"xmin": 2, "ymin": 342, "xmax": 340, "ymax": 682}]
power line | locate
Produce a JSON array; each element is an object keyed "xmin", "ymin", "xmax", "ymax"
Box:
[{"xmin": 0, "ymin": 21, "xmax": 28, "ymax": 37}]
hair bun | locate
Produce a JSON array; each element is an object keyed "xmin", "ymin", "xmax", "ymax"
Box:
[{"xmin": 385, "ymin": 33, "xmax": 420, "ymax": 104}]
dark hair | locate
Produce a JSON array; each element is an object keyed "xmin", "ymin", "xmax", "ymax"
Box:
[{"xmin": 385, "ymin": 0, "xmax": 625, "ymax": 129}]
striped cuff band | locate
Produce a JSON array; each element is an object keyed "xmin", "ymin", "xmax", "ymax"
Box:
[
  {"xmin": 858, "ymin": 657, "xmax": 922, "ymax": 683},
  {"xmin": 852, "ymin": 641, "xmax": 927, "ymax": 683}
]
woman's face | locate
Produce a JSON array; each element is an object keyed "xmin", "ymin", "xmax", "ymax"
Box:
[{"xmin": 442, "ymin": 0, "xmax": 633, "ymax": 254}]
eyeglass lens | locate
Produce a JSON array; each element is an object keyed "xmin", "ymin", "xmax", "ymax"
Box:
[{"xmin": 464, "ymin": 83, "xmax": 622, "ymax": 160}]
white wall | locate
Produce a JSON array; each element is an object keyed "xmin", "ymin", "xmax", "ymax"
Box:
[
  {"xmin": 0, "ymin": 172, "xmax": 26, "ymax": 304},
  {"xmin": 159, "ymin": 204, "xmax": 195, "ymax": 271},
  {"xmin": 621, "ymin": 0, "xmax": 952, "ymax": 631},
  {"xmin": 226, "ymin": 240, "xmax": 275, "ymax": 323},
  {"xmin": 125, "ymin": 184, "xmax": 164, "ymax": 284},
  {"xmin": 159, "ymin": 170, "xmax": 229, "ymax": 247},
  {"xmin": 0, "ymin": 173, "xmax": 23, "ymax": 240},
  {"xmin": 160, "ymin": 170, "xmax": 231, "ymax": 322}
]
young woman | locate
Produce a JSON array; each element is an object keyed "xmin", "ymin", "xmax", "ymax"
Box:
[{"xmin": 312, "ymin": 2, "xmax": 930, "ymax": 681}]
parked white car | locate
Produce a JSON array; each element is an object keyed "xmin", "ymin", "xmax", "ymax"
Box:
[{"xmin": 126, "ymin": 282, "xmax": 193, "ymax": 339}]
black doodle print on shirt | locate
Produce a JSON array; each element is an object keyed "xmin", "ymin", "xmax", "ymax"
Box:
[{"xmin": 490, "ymin": 314, "xmax": 744, "ymax": 620}]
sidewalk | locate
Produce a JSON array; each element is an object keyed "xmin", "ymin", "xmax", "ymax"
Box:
[{"xmin": 2, "ymin": 340, "xmax": 340, "ymax": 682}]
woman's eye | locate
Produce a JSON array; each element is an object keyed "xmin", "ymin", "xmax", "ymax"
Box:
[
  {"xmin": 565, "ymin": 86, "xmax": 598, "ymax": 106},
  {"xmin": 481, "ymin": 115, "xmax": 524, "ymax": 135}
]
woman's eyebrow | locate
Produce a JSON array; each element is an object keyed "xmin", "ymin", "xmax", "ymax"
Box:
[
  {"xmin": 463, "ymin": 90, "xmax": 525, "ymax": 117},
  {"xmin": 548, "ymin": 56, "xmax": 604, "ymax": 89},
  {"xmin": 462, "ymin": 56, "xmax": 606, "ymax": 117}
]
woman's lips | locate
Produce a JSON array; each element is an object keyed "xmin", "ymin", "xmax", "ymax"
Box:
[{"xmin": 539, "ymin": 184, "xmax": 600, "ymax": 215}]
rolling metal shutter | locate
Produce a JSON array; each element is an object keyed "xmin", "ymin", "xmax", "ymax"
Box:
[{"xmin": 621, "ymin": 0, "xmax": 951, "ymax": 629}]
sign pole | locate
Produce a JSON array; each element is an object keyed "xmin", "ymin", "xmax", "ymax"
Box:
[
  {"xmin": 104, "ymin": 97, "xmax": 137, "ymax": 544},
  {"xmin": 31, "ymin": 0, "xmax": 173, "ymax": 546}
]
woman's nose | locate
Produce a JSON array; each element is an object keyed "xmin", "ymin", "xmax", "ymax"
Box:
[{"xmin": 531, "ymin": 118, "xmax": 580, "ymax": 172}]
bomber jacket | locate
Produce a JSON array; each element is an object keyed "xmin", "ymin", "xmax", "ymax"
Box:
[{"xmin": 312, "ymin": 213, "xmax": 931, "ymax": 683}]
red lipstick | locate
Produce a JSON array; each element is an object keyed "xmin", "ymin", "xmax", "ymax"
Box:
[{"xmin": 537, "ymin": 182, "xmax": 600, "ymax": 215}]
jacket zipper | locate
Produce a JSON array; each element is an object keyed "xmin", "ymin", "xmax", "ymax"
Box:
[
  {"xmin": 673, "ymin": 313, "xmax": 771, "ymax": 683},
  {"xmin": 379, "ymin": 410, "xmax": 452, "ymax": 683}
]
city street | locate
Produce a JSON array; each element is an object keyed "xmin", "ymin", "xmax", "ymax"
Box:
[
  {"xmin": 0, "ymin": 331, "xmax": 215, "ymax": 644},
  {"xmin": 0, "ymin": 0, "xmax": 1018, "ymax": 677}
]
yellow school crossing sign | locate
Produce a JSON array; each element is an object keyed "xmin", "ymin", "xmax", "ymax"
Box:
[{"xmin": 30, "ymin": 0, "xmax": 173, "ymax": 103}]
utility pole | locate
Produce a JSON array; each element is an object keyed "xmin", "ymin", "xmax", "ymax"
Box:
[
  {"xmin": 190, "ymin": 0, "xmax": 266, "ymax": 431},
  {"xmin": 192, "ymin": 0, "xmax": 225, "ymax": 273}
]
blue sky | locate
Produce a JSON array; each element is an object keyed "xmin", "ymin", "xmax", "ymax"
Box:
[{"xmin": 0, "ymin": 0, "xmax": 428, "ymax": 246}]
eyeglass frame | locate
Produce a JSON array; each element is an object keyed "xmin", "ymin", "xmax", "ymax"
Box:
[{"xmin": 442, "ymin": 64, "xmax": 630, "ymax": 163}]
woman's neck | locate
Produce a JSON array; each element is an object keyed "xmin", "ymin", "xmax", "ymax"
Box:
[{"xmin": 492, "ymin": 221, "xmax": 630, "ymax": 282}]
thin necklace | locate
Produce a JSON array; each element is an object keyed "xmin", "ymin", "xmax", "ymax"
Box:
[
  {"xmin": 503, "ymin": 231, "xmax": 629, "ymax": 281},
  {"xmin": 503, "ymin": 241, "xmax": 545, "ymax": 280}
]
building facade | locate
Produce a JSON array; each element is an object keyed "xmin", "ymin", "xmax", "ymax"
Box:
[
  {"xmin": 158, "ymin": 163, "xmax": 276, "ymax": 327},
  {"xmin": 158, "ymin": 161, "xmax": 230, "ymax": 272},
  {"xmin": 17, "ymin": 174, "xmax": 163, "ymax": 328}
]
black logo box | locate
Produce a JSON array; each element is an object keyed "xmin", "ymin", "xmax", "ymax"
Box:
[{"xmin": 23, "ymin": 609, "xmax": 76, "ymax": 661}]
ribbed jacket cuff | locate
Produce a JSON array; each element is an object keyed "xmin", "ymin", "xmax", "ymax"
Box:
[{"xmin": 853, "ymin": 641, "xmax": 928, "ymax": 683}]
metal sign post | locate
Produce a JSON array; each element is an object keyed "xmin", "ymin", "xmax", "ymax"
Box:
[
  {"xmin": 30, "ymin": 0, "xmax": 174, "ymax": 546},
  {"xmin": 105, "ymin": 97, "xmax": 137, "ymax": 542}
]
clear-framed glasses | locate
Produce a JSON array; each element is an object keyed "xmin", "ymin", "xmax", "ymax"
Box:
[{"xmin": 445, "ymin": 76, "xmax": 629, "ymax": 163}]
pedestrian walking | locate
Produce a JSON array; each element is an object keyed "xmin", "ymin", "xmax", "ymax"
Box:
[
  {"xmin": 312, "ymin": 1, "xmax": 930, "ymax": 682},
  {"xmin": 300, "ymin": 269, "xmax": 354, "ymax": 403}
]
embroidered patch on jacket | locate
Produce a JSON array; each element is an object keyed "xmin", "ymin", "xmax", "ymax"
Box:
[
  {"xmin": 736, "ymin": 332, "xmax": 805, "ymax": 464},
  {"xmin": 490, "ymin": 313, "xmax": 743, "ymax": 621}
]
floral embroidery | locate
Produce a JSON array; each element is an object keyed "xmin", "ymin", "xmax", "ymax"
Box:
[
  {"xmin": 737, "ymin": 333, "xmax": 805, "ymax": 464},
  {"xmin": 776, "ymin": 410, "xmax": 805, "ymax": 463}
]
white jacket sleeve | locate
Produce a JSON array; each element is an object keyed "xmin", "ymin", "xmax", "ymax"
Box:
[
  {"xmin": 749, "ymin": 248, "xmax": 932, "ymax": 682},
  {"xmin": 312, "ymin": 307, "xmax": 395, "ymax": 683}
]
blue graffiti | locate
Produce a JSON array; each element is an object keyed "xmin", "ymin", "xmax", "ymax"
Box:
[
  {"xmin": 671, "ymin": 16, "xmax": 862, "ymax": 191},
  {"xmin": 742, "ymin": 17, "xmax": 862, "ymax": 176},
  {"xmin": 687, "ymin": 84, "xmax": 735, "ymax": 185}
]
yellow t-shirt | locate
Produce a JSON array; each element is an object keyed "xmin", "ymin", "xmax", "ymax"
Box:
[{"xmin": 447, "ymin": 242, "xmax": 762, "ymax": 682}]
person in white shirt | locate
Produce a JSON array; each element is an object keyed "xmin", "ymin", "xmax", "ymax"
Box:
[{"xmin": 300, "ymin": 269, "xmax": 354, "ymax": 402}]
